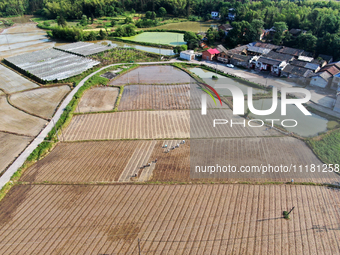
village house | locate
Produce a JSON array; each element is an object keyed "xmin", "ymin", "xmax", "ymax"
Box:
[
  {"xmin": 216, "ymin": 45, "xmax": 229, "ymax": 63},
  {"xmin": 281, "ymin": 65, "xmax": 312, "ymax": 79},
  {"xmin": 310, "ymin": 71, "xmax": 332, "ymax": 88},
  {"xmin": 276, "ymin": 46, "xmax": 304, "ymax": 58},
  {"xmin": 253, "ymin": 42, "xmax": 280, "ymax": 50},
  {"xmin": 290, "ymin": 59, "xmax": 320, "ymax": 73},
  {"xmin": 202, "ymin": 48, "xmax": 220, "ymax": 61},
  {"xmin": 179, "ymin": 50, "xmax": 195, "ymax": 61},
  {"xmin": 289, "ymin": 28, "xmax": 306, "ymax": 37},
  {"xmin": 211, "ymin": 11, "xmax": 220, "ymax": 19},
  {"xmin": 228, "ymin": 8, "xmax": 236, "ymax": 21},
  {"xmin": 218, "ymin": 23, "xmax": 233, "ymax": 36},
  {"xmin": 318, "ymin": 54, "xmax": 333, "ymax": 64},
  {"xmin": 255, "ymin": 52, "xmax": 292, "ymax": 75},
  {"xmin": 331, "ymin": 73, "xmax": 340, "ymax": 91},
  {"xmin": 229, "ymin": 54, "xmax": 258, "ymax": 68},
  {"xmin": 246, "ymin": 46, "xmax": 271, "ymax": 56}
]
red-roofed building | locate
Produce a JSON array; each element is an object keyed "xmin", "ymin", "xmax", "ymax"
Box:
[{"xmin": 202, "ymin": 48, "xmax": 220, "ymax": 61}]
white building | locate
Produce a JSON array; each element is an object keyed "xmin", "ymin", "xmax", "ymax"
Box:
[
  {"xmin": 211, "ymin": 11, "xmax": 220, "ymax": 19},
  {"xmin": 180, "ymin": 50, "xmax": 195, "ymax": 61}
]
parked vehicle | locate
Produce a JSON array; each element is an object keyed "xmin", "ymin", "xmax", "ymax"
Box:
[{"xmin": 226, "ymin": 64, "xmax": 234, "ymax": 68}]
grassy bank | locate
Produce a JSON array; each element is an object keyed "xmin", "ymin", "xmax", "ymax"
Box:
[{"xmin": 307, "ymin": 129, "xmax": 340, "ymax": 166}]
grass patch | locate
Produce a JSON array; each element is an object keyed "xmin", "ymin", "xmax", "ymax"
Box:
[
  {"xmin": 91, "ymin": 47, "xmax": 163, "ymax": 66},
  {"xmin": 307, "ymin": 128, "xmax": 340, "ymax": 166}
]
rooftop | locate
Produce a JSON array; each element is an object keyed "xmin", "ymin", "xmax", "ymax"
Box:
[
  {"xmin": 206, "ymin": 48, "xmax": 220, "ymax": 55},
  {"xmin": 276, "ymin": 46, "xmax": 304, "ymax": 57},
  {"xmin": 247, "ymin": 46, "xmax": 271, "ymax": 55},
  {"xmin": 320, "ymin": 66, "xmax": 340, "ymax": 76},
  {"xmin": 257, "ymin": 57, "xmax": 281, "ymax": 66},
  {"xmin": 298, "ymin": 56, "xmax": 314, "ymax": 62},
  {"xmin": 263, "ymin": 51, "xmax": 293, "ymax": 62},
  {"xmin": 311, "ymin": 71, "xmax": 332, "ymax": 81},
  {"xmin": 253, "ymin": 42, "xmax": 280, "ymax": 50},
  {"xmin": 231, "ymin": 54, "xmax": 252, "ymax": 62},
  {"xmin": 318, "ymin": 54, "xmax": 333, "ymax": 62},
  {"xmin": 282, "ymin": 65, "xmax": 312, "ymax": 77}
]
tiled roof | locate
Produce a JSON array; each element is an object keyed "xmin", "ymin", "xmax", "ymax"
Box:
[
  {"xmin": 320, "ymin": 66, "xmax": 340, "ymax": 76},
  {"xmin": 304, "ymin": 63, "xmax": 320, "ymax": 71},
  {"xmin": 263, "ymin": 51, "xmax": 293, "ymax": 62},
  {"xmin": 253, "ymin": 42, "xmax": 280, "ymax": 50},
  {"xmin": 276, "ymin": 46, "xmax": 304, "ymax": 57},
  {"xmin": 231, "ymin": 54, "xmax": 252, "ymax": 62},
  {"xmin": 247, "ymin": 46, "xmax": 271, "ymax": 55},
  {"xmin": 257, "ymin": 57, "xmax": 281, "ymax": 66},
  {"xmin": 318, "ymin": 54, "xmax": 333, "ymax": 62},
  {"xmin": 311, "ymin": 71, "xmax": 332, "ymax": 81},
  {"xmin": 282, "ymin": 65, "xmax": 312, "ymax": 77}
]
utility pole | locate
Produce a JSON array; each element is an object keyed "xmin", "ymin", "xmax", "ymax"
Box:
[
  {"xmin": 52, "ymin": 119, "xmax": 59, "ymax": 141},
  {"xmin": 138, "ymin": 238, "xmax": 141, "ymax": 255}
]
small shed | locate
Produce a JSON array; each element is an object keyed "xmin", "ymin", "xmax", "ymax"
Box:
[{"xmin": 180, "ymin": 50, "xmax": 195, "ymax": 61}]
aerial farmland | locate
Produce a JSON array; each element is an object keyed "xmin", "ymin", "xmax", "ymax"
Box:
[{"xmin": 0, "ymin": 56, "xmax": 339, "ymax": 253}]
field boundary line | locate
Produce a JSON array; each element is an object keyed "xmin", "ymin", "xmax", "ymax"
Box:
[
  {"xmin": 0, "ymin": 61, "xmax": 184, "ymax": 190},
  {"xmin": 6, "ymin": 93, "xmax": 49, "ymax": 121},
  {"xmin": 0, "ymin": 63, "xmax": 130, "ymax": 189}
]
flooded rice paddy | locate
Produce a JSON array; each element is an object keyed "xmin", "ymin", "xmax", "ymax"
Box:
[{"xmin": 189, "ymin": 67, "xmax": 267, "ymax": 96}]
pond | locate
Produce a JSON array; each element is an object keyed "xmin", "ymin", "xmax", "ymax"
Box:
[
  {"xmin": 247, "ymin": 99, "xmax": 329, "ymax": 137},
  {"xmin": 122, "ymin": 32, "xmax": 185, "ymax": 46},
  {"xmin": 188, "ymin": 67, "xmax": 267, "ymax": 96},
  {"xmin": 141, "ymin": 21, "xmax": 219, "ymax": 33}
]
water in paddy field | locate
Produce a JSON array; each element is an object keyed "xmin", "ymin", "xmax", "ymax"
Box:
[
  {"xmin": 188, "ymin": 67, "xmax": 267, "ymax": 96},
  {"xmin": 122, "ymin": 32, "xmax": 186, "ymax": 46},
  {"xmin": 246, "ymin": 99, "xmax": 328, "ymax": 137},
  {"xmin": 98, "ymin": 40, "xmax": 175, "ymax": 55}
]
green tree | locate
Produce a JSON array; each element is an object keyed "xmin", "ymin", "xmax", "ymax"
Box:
[
  {"xmin": 158, "ymin": 7, "xmax": 167, "ymax": 17},
  {"xmin": 111, "ymin": 19, "xmax": 116, "ymax": 27},
  {"xmin": 272, "ymin": 21, "xmax": 288, "ymax": 45},
  {"xmin": 87, "ymin": 31, "xmax": 97, "ymax": 41},
  {"xmin": 125, "ymin": 16, "xmax": 133, "ymax": 24},
  {"xmin": 99, "ymin": 29, "xmax": 107, "ymax": 39},
  {"xmin": 80, "ymin": 15, "xmax": 88, "ymax": 26},
  {"xmin": 57, "ymin": 15, "xmax": 67, "ymax": 27}
]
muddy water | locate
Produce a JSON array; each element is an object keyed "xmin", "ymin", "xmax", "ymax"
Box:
[
  {"xmin": 97, "ymin": 40, "xmax": 175, "ymax": 55},
  {"xmin": 189, "ymin": 67, "xmax": 267, "ymax": 96},
  {"xmin": 247, "ymin": 99, "xmax": 329, "ymax": 137},
  {"xmin": 122, "ymin": 32, "xmax": 185, "ymax": 46},
  {"xmin": 0, "ymin": 23, "xmax": 67, "ymax": 59}
]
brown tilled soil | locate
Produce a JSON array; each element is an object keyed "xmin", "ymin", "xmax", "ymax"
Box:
[
  {"xmin": 0, "ymin": 184, "xmax": 339, "ymax": 254},
  {"xmin": 0, "ymin": 132, "xmax": 33, "ymax": 173},
  {"xmin": 20, "ymin": 141, "xmax": 143, "ymax": 183},
  {"xmin": 109, "ymin": 66, "xmax": 194, "ymax": 85},
  {"xmin": 0, "ymin": 96, "xmax": 46, "ymax": 136},
  {"xmin": 75, "ymin": 86, "xmax": 119, "ymax": 113},
  {"xmin": 10, "ymin": 85, "xmax": 70, "ymax": 119}
]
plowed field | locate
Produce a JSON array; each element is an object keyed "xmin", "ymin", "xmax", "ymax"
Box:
[
  {"xmin": 118, "ymin": 84, "xmax": 228, "ymax": 110},
  {"xmin": 75, "ymin": 86, "xmax": 119, "ymax": 113},
  {"xmin": 109, "ymin": 65, "xmax": 193, "ymax": 85},
  {"xmin": 9, "ymin": 85, "xmax": 70, "ymax": 119},
  {"xmin": 0, "ymin": 184, "xmax": 339, "ymax": 254}
]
